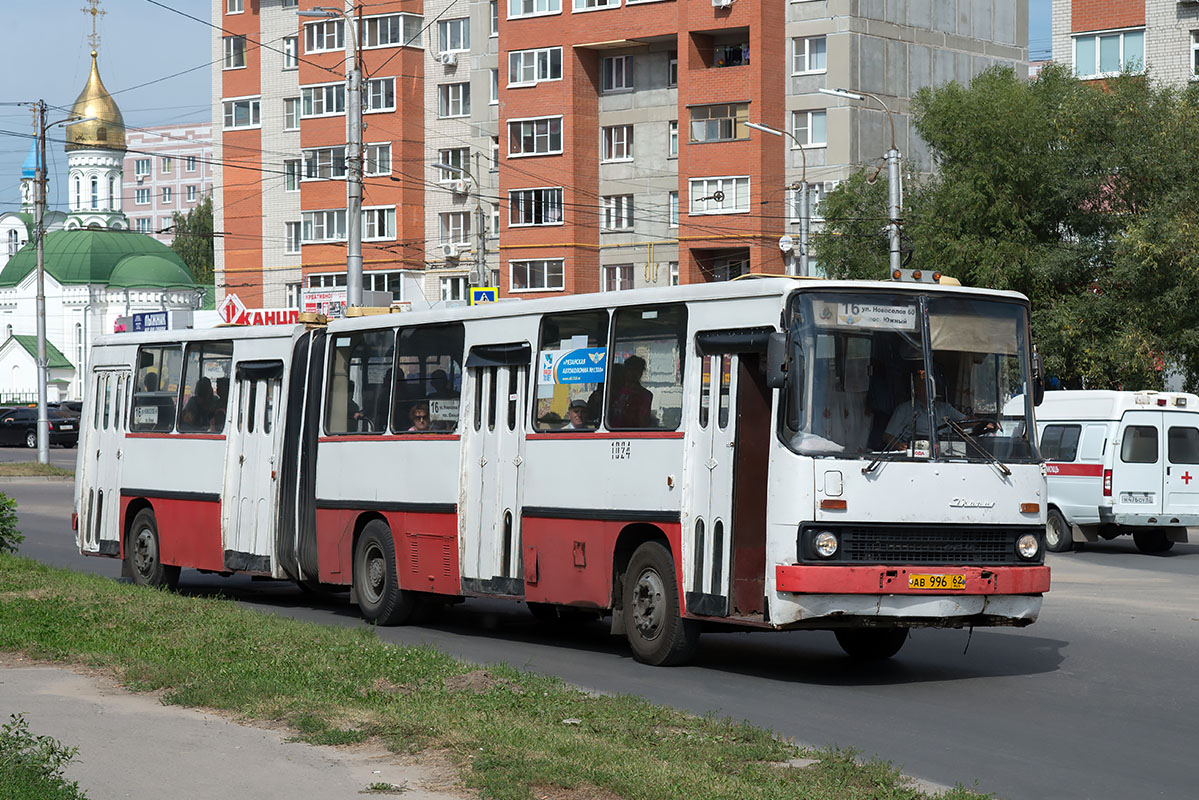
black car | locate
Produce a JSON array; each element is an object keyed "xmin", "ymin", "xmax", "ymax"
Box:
[
  {"xmin": 50, "ymin": 400, "xmax": 83, "ymax": 418},
  {"xmin": 0, "ymin": 406, "xmax": 80, "ymax": 448}
]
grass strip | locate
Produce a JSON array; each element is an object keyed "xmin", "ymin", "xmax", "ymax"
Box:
[
  {"xmin": 0, "ymin": 554, "xmax": 991, "ymax": 800},
  {"xmin": 0, "ymin": 463, "xmax": 74, "ymax": 478}
]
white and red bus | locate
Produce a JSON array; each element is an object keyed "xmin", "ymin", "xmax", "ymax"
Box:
[{"xmin": 75, "ymin": 277, "xmax": 1050, "ymax": 664}]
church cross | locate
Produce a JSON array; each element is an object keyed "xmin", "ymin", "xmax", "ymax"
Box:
[{"xmin": 82, "ymin": 0, "xmax": 106, "ymax": 49}]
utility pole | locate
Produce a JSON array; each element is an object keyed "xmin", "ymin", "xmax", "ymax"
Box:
[
  {"xmin": 344, "ymin": 4, "xmax": 363, "ymax": 308},
  {"xmin": 473, "ymin": 152, "xmax": 487, "ymax": 287},
  {"xmin": 33, "ymin": 100, "xmax": 49, "ymax": 464},
  {"xmin": 745, "ymin": 121, "xmax": 809, "ymax": 277}
]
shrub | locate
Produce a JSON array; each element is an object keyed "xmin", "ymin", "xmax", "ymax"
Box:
[{"xmin": 0, "ymin": 493, "xmax": 22, "ymax": 554}]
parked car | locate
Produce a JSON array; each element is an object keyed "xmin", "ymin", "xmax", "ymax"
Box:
[
  {"xmin": 0, "ymin": 406, "xmax": 80, "ymax": 448},
  {"xmin": 50, "ymin": 400, "xmax": 83, "ymax": 417}
]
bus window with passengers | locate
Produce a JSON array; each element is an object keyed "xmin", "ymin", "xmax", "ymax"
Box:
[{"xmin": 780, "ymin": 290, "xmax": 1038, "ymax": 462}]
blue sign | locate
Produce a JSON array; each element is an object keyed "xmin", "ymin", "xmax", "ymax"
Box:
[
  {"xmin": 540, "ymin": 347, "xmax": 606, "ymax": 384},
  {"xmin": 132, "ymin": 312, "xmax": 169, "ymax": 332},
  {"xmin": 470, "ymin": 287, "xmax": 498, "ymax": 305}
]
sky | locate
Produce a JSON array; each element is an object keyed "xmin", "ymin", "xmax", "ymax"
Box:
[{"xmin": 0, "ymin": 0, "xmax": 1054, "ymax": 215}]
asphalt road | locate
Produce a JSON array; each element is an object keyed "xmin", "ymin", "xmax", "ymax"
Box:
[{"xmin": 6, "ymin": 472, "xmax": 1199, "ymax": 800}]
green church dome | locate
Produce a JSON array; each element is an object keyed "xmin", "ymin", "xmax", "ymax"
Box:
[{"xmin": 0, "ymin": 229, "xmax": 196, "ymax": 289}]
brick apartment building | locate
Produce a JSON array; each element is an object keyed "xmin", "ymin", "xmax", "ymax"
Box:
[
  {"xmin": 213, "ymin": 0, "xmax": 1027, "ymax": 307},
  {"xmin": 1052, "ymin": 1, "xmax": 1199, "ymax": 84},
  {"xmin": 123, "ymin": 124, "xmax": 214, "ymax": 246}
]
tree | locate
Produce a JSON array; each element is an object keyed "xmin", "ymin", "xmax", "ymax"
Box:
[
  {"xmin": 170, "ymin": 193, "xmax": 214, "ymax": 286},
  {"xmin": 815, "ymin": 64, "xmax": 1199, "ymax": 390}
]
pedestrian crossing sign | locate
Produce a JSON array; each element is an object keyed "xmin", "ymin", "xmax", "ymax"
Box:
[{"xmin": 470, "ymin": 287, "xmax": 498, "ymax": 305}]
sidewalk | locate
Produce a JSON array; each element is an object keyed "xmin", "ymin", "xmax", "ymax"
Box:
[{"xmin": 0, "ymin": 658, "xmax": 472, "ymax": 800}]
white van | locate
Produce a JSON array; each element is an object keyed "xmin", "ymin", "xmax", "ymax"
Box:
[{"xmin": 1034, "ymin": 390, "xmax": 1199, "ymax": 554}]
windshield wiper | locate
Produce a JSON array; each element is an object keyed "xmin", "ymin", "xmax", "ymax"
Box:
[
  {"xmin": 862, "ymin": 447, "xmax": 909, "ymax": 475},
  {"xmin": 942, "ymin": 417, "xmax": 1011, "ymax": 476}
]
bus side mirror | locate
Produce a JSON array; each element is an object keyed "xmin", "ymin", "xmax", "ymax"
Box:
[
  {"xmin": 1032, "ymin": 349, "xmax": 1044, "ymax": 406},
  {"xmin": 766, "ymin": 331, "xmax": 788, "ymax": 389}
]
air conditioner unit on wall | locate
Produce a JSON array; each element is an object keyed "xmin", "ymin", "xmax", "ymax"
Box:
[
  {"xmin": 712, "ymin": 0, "xmax": 732, "ymax": 7},
  {"xmin": 451, "ymin": 179, "xmax": 469, "ymax": 195},
  {"xmin": 441, "ymin": 243, "xmax": 461, "ymax": 259},
  {"xmin": 439, "ymin": 51, "xmax": 458, "ymax": 67}
]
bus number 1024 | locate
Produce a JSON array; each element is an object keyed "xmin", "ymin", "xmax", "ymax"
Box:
[{"xmin": 611, "ymin": 440, "xmax": 631, "ymax": 460}]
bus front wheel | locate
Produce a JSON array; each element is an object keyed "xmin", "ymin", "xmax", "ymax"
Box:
[
  {"xmin": 353, "ymin": 520, "xmax": 416, "ymax": 625},
  {"xmin": 622, "ymin": 541, "xmax": 699, "ymax": 666},
  {"xmin": 126, "ymin": 508, "xmax": 180, "ymax": 590},
  {"xmin": 834, "ymin": 628, "xmax": 907, "ymax": 660}
]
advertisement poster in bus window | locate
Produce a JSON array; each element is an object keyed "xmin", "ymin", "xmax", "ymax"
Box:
[{"xmin": 537, "ymin": 337, "xmax": 606, "ymax": 394}]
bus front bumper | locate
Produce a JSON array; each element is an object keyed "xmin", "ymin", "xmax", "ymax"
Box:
[{"xmin": 775, "ymin": 564, "xmax": 1050, "ymax": 595}]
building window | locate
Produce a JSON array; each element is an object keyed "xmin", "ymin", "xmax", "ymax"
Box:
[
  {"xmin": 304, "ymin": 19, "xmax": 344, "ymax": 53},
  {"xmin": 161, "ymin": 157, "xmax": 173, "ymax": 173},
  {"xmin": 6, "ymin": 230, "xmax": 17, "ymax": 256},
  {"xmin": 509, "ymin": 187, "xmax": 564, "ymax": 226},
  {"xmin": 1193, "ymin": 32, "xmax": 1199, "ymax": 77},
  {"xmin": 714, "ymin": 43, "xmax": 749, "ymax": 67},
  {"xmin": 363, "ymin": 14, "xmax": 422, "ymax": 49},
  {"xmin": 186, "ymin": 155, "xmax": 197, "ymax": 172},
  {"xmin": 1074, "ymin": 29, "xmax": 1144, "ymax": 78},
  {"xmin": 223, "ymin": 35, "xmax": 246, "ymax": 69},
  {"xmin": 491, "ymin": 69, "xmax": 499, "ymax": 104},
  {"xmin": 135, "ymin": 188, "xmax": 150, "ymax": 205},
  {"xmin": 302, "ymin": 209, "xmax": 347, "ymax": 242},
  {"xmin": 441, "ymin": 276, "xmax": 468, "ymax": 302},
  {"xmin": 363, "ymin": 207, "xmax": 396, "ymax": 240},
  {"xmin": 437, "ymin": 148, "xmax": 470, "ymax": 181},
  {"xmin": 490, "ymin": 1, "xmax": 499, "ymax": 35},
  {"xmin": 792, "ymin": 110, "xmax": 827, "ymax": 147},
  {"xmin": 285, "ymin": 222, "xmax": 302, "ymax": 254},
  {"xmin": 134, "ymin": 158, "xmax": 150, "ymax": 176},
  {"xmin": 491, "ymin": 137, "xmax": 500, "ymax": 171},
  {"xmin": 226, "ymin": 0, "xmax": 242, "ymax": 13},
  {"xmin": 689, "ymin": 176, "xmax": 750, "ymax": 215},
  {"xmin": 792, "ymin": 36, "xmax": 827, "ymax": 74},
  {"xmin": 283, "ymin": 36, "xmax": 298, "ymax": 69},
  {"xmin": 301, "ymin": 83, "xmax": 345, "ymax": 117},
  {"xmin": 509, "ymin": 47, "xmax": 562, "ymax": 86},
  {"xmin": 284, "ymin": 159, "xmax": 301, "ymax": 191},
  {"xmin": 438, "ymin": 17, "xmax": 470, "ymax": 52},
  {"xmin": 601, "ymin": 125, "xmax": 633, "ymax": 161},
  {"xmin": 669, "ymin": 261, "xmax": 679, "ymax": 286},
  {"xmin": 135, "ymin": 218, "xmax": 152, "ymax": 233},
  {"xmin": 286, "ymin": 281, "xmax": 302, "ymax": 308},
  {"xmin": 668, "ymin": 120, "xmax": 678, "ymax": 157},
  {"xmin": 602, "ymin": 195, "xmax": 634, "ymax": 230},
  {"xmin": 90, "ymin": 177, "xmax": 98, "ymax": 209},
  {"xmin": 690, "ymin": 103, "xmax": 748, "ymax": 143},
  {"xmin": 508, "ymin": 116, "xmax": 562, "ymax": 156},
  {"xmin": 509, "ymin": 0, "xmax": 561, "ymax": 18},
  {"xmin": 303, "ymin": 147, "xmax": 347, "ymax": 180},
  {"xmin": 575, "ymin": 0, "xmax": 619, "ymax": 10},
  {"xmin": 161, "ymin": 186, "xmax": 172, "ymax": 203},
  {"xmin": 365, "ymin": 77, "xmax": 395, "ymax": 112},
  {"xmin": 438, "ymin": 82, "xmax": 471, "ymax": 118},
  {"xmin": 603, "ymin": 264, "xmax": 633, "ymax": 291},
  {"xmin": 669, "ymin": 191, "xmax": 678, "ymax": 227},
  {"xmin": 668, "ymin": 51, "xmax": 677, "ymax": 87},
  {"xmin": 186, "ymin": 185, "xmax": 198, "ymax": 202},
  {"xmin": 440, "ymin": 211, "xmax": 471, "ymax": 244},
  {"xmin": 223, "ymin": 97, "xmax": 261, "ymax": 129},
  {"xmin": 510, "ymin": 259, "xmax": 564, "ymax": 292},
  {"xmin": 284, "ymin": 97, "xmax": 300, "ymax": 131},
  {"xmin": 601, "ymin": 55, "xmax": 633, "ymax": 92},
  {"xmin": 365, "ymin": 143, "xmax": 391, "ymax": 176}
]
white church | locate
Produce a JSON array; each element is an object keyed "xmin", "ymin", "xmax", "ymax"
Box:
[{"xmin": 0, "ymin": 50, "xmax": 200, "ymax": 403}]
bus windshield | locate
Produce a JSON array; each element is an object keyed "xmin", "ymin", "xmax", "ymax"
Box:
[{"xmin": 780, "ymin": 289, "xmax": 1038, "ymax": 462}]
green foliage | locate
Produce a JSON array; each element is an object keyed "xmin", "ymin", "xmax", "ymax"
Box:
[
  {"xmin": 0, "ymin": 714, "xmax": 88, "ymax": 800},
  {"xmin": 816, "ymin": 64, "xmax": 1199, "ymax": 390},
  {"xmin": 0, "ymin": 493, "xmax": 22, "ymax": 554},
  {"xmin": 170, "ymin": 194, "xmax": 214, "ymax": 286}
]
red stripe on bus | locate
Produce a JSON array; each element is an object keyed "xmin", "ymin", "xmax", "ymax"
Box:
[
  {"xmin": 525, "ymin": 431, "xmax": 686, "ymax": 441},
  {"xmin": 314, "ymin": 507, "xmax": 460, "ymax": 593},
  {"xmin": 120, "ymin": 494, "xmax": 224, "ymax": 572},
  {"xmin": 125, "ymin": 432, "xmax": 226, "ymax": 440},
  {"xmin": 775, "ymin": 564, "xmax": 1051, "ymax": 595},
  {"xmin": 317, "ymin": 434, "xmax": 462, "ymax": 443},
  {"xmin": 1045, "ymin": 463, "xmax": 1103, "ymax": 477}
]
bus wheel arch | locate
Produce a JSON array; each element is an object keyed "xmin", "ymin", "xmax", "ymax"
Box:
[
  {"xmin": 1045, "ymin": 506, "xmax": 1074, "ymax": 553},
  {"xmin": 611, "ymin": 523, "xmax": 671, "ymax": 611},
  {"xmin": 614, "ymin": 529, "xmax": 700, "ymax": 666},
  {"xmin": 352, "ymin": 516, "xmax": 417, "ymax": 626},
  {"xmin": 125, "ymin": 503, "xmax": 181, "ymax": 590}
]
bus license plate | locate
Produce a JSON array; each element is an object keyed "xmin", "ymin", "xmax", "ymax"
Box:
[{"xmin": 908, "ymin": 573, "xmax": 965, "ymax": 590}]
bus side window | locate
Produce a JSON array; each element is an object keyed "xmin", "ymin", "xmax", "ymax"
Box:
[
  {"xmin": 131, "ymin": 345, "xmax": 183, "ymax": 432},
  {"xmin": 179, "ymin": 341, "xmax": 232, "ymax": 433},
  {"xmin": 533, "ymin": 309, "xmax": 608, "ymax": 431},
  {"xmin": 1041, "ymin": 424, "xmax": 1080, "ymax": 462},
  {"xmin": 395, "ymin": 323, "xmax": 465, "ymax": 433},
  {"xmin": 1079, "ymin": 425, "xmax": 1106, "ymax": 461},
  {"xmin": 607, "ymin": 304, "xmax": 687, "ymax": 431},
  {"xmin": 102, "ymin": 374, "xmax": 112, "ymax": 430},
  {"xmin": 326, "ymin": 329, "xmax": 395, "ymax": 435}
]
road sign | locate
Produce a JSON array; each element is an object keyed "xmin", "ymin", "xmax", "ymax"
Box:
[{"xmin": 470, "ymin": 287, "xmax": 498, "ymax": 305}]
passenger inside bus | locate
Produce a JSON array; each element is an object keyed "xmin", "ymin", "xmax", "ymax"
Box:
[
  {"xmin": 211, "ymin": 377, "xmax": 230, "ymax": 432},
  {"xmin": 565, "ymin": 398, "xmax": 592, "ymax": 430},
  {"xmin": 180, "ymin": 377, "xmax": 216, "ymax": 432},
  {"xmin": 407, "ymin": 402, "xmax": 431, "ymax": 432},
  {"xmin": 610, "ymin": 355, "xmax": 654, "ymax": 427}
]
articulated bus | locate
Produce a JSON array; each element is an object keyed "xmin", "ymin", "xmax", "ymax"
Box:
[{"xmin": 75, "ymin": 278, "xmax": 1050, "ymax": 665}]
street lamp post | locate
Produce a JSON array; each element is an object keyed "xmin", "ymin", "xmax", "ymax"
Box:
[
  {"xmin": 745, "ymin": 121, "xmax": 809, "ymax": 277},
  {"xmin": 300, "ymin": 4, "xmax": 363, "ymax": 308},
  {"xmin": 431, "ymin": 161, "xmax": 488, "ymax": 288},
  {"xmin": 819, "ymin": 87, "xmax": 902, "ymax": 278}
]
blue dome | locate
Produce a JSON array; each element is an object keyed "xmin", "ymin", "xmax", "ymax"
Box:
[{"xmin": 20, "ymin": 143, "xmax": 38, "ymax": 180}]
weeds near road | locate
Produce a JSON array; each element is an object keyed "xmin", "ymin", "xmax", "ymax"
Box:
[
  {"xmin": 0, "ymin": 554, "xmax": 992, "ymax": 800},
  {"xmin": 0, "ymin": 713, "xmax": 88, "ymax": 800},
  {"xmin": 0, "ymin": 493, "xmax": 22, "ymax": 553},
  {"xmin": 0, "ymin": 463, "xmax": 73, "ymax": 479}
]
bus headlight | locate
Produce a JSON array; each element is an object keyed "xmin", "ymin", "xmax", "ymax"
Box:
[
  {"xmin": 814, "ymin": 531, "xmax": 839, "ymax": 558},
  {"xmin": 1016, "ymin": 533, "xmax": 1040, "ymax": 560}
]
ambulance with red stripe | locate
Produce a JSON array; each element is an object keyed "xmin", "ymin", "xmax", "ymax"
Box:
[{"xmin": 1036, "ymin": 390, "xmax": 1199, "ymax": 554}]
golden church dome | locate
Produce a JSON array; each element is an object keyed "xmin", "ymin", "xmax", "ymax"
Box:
[{"xmin": 65, "ymin": 51, "xmax": 125, "ymax": 152}]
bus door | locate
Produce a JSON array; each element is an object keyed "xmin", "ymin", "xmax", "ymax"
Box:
[
  {"xmin": 81, "ymin": 368, "xmax": 130, "ymax": 555},
  {"xmin": 1113, "ymin": 411, "xmax": 1164, "ymax": 517},
  {"xmin": 684, "ymin": 334, "xmax": 771, "ymax": 619},
  {"xmin": 460, "ymin": 343, "xmax": 531, "ymax": 595},
  {"xmin": 222, "ymin": 360, "xmax": 284, "ymax": 572}
]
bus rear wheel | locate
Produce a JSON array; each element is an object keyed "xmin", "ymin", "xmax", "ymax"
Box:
[
  {"xmin": 1045, "ymin": 509, "xmax": 1074, "ymax": 553},
  {"xmin": 622, "ymin": 541, "xmax": 699, "ymax": 666},
  {"xmin": 126, "ymin": 508, "xmax": 180, "ymax": 590},
  {"xmin": 1133, "ymin": 529, "xmax": 1174, "ymax": 554},
  {"xmin": 353, "ymin": 520, "xmax": 416, "ymax": 625},
  {"xmin": 834, "ymin": 628, "xmax": 908, "ymax": 660}
]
